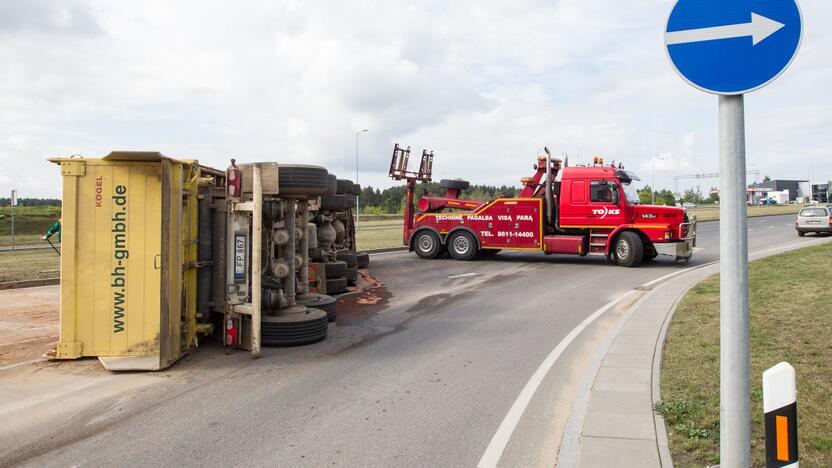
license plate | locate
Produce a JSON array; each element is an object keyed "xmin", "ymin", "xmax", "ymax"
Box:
[{"xmin": 234, "ymin": 234, "xmax": 247, "ymax": 281}]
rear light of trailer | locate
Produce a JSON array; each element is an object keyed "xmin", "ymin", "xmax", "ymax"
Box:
[{"xmin": 226, "ymin": 316, "xmax": 239, "ymax": 346}]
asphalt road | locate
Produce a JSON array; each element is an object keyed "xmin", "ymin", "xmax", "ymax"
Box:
[{"xmin": 15, "ymin": 215, "xmax": 820, "ymax": 467}]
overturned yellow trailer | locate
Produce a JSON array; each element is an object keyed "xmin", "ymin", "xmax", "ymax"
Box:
[{"xmin": 49, "ymin": 152, "xmax": 226, "ymax": 370}]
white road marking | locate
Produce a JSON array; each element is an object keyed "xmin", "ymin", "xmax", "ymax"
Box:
[
  {"xmin": 447, "ymin": 272, "xmax": 479, "ymax": 279},
  {"xmin": 476, "ymin": 290, "xmax": 638, "ymax": 468}
]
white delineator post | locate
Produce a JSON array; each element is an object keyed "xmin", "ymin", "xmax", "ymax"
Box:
[
  {"xmin": 763, "ymin": 362, "xmax": 799, "ymax": 467},
  {"xmin": 719, "ymin": 94, "xmax": 750, "ymax": 467}
]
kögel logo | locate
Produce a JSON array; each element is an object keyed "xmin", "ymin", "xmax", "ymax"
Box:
[{"xmin": 591, "ymin": 206, "xmax": 620, "ymax": 219}]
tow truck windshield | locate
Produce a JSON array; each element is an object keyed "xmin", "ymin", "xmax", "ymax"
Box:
[{"xmin": 623, "ymin": 182, "xmax": 640, "ymax": 204}]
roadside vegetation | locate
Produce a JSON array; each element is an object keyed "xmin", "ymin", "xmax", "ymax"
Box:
[
  {"xmin": 0, "ymin": 204, "xmax": 61, "ymax": 247},
  {"xmin": 657, "ymin": 242, "xmax": 832, "ymax": 467},
  {"xmin": 0, "ymin": 249, "xmax": 60, "ymax": 283}
]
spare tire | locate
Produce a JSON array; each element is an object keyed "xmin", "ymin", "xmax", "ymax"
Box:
[
  {"xmin": 336, "ymin": 179, "xmax": 354, "ymax": 194},
  {"xmin": 351, "ymin": 183, "xmax": 361, "ymax": 196},
  {"xmin": 325, "ymin": 175, "xmax": 337, "ymax": 195},
  {"xmin": 356, "ymin": 252, "xmax": 370, "ymax": 268},
  {"xmin": 278, "ymin": 165, "xmax": 329, "ymax": 197},
  {"xmin": 320, "ymin": 193, "xmax": 351, "ymax": 211},
  {"xmin": 440, "ymin": 179, "xmax": 470, "ymax": 191}
]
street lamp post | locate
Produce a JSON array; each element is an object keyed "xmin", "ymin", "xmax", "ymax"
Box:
[
  {"xmin": 355, "ymin": 129, "xmax": 368, "ymax": 225},
  {"xmin": 651, "ymin": 155, "xmax": 665, "ymax": 205}
]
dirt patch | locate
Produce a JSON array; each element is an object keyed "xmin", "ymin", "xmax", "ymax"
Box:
[{"xmin": 0, "ymin": 285, "xmax": 59, "ymax": 367}]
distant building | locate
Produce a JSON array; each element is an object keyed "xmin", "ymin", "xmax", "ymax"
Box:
[
  {"xmin": 813, "ymin": 183, "xmax": 830, "ymax": 203},
  {"xmin": 747, "ymin": 179, "xmax": 809, "ymax": 204}
]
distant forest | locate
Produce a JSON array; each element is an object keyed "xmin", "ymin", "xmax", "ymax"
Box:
[
  {"xmin": 0, "ymin": 198, "xmax": 62, "ymax": 207},
  {"xmin": 358, "ymin": 183, "xmax": 520, "ymax": 214}
]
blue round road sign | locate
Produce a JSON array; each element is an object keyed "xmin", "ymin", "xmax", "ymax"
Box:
[{"xmin": 665, "ymin": 0, "xmax": 802, "ymax": 95}]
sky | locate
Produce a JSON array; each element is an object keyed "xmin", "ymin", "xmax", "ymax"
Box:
[{"xmin": 0, "ymin": 0, "xmax": 829, "ymax": 199}]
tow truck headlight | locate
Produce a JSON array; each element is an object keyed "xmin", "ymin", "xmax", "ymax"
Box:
[{"xmin": 664, "ymin": 231, "xmax": 671, "ymax": 240}]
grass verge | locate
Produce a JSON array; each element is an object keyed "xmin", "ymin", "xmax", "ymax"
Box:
[
  {"xmin": 0, "ymin": 249, "xmax": 61, "ymax": 283},
  {"xmin": 688, "ymin": 203, "xmax": 803, "ymax": 222},
  {"xmin": 658, "ymin": 241, "xmax": 832, "ymax": 467}
]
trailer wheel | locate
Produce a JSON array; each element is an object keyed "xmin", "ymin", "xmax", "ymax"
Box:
[
  {"xmin": 320, "ymin": 194, "xmax": 351, "ymax": 211},
  {"xmin": 413, "ymin": 230, "xmax": 444, "ymax": 259},
  {"xmin": 325, "ymin": 261, "xmax": 347, "ymax": 278},
  {"xmin": 351, "ymin": 183, "xmax": 362, "ymax": 196},
  {"xmin": 613, "ymin": 231, "xmax": 643, "ymax": 267},
  {"xmin": 336, "ymin": 252, "xmax": 358, "ymax": 268},
  {"xmin": 345, "ymin": 265, "xmax": 358, "ymax": 285},
  {"xmin": 326, "ymin": 276, "xmax": 348, "ymax": 294},
  {"xmin": 276, "ymin": 164, "xmax": 330, "ymax": 197},
  {"xmin": 259, "ymin": 307, "xmax": 328, "ymax": 347},
  {"xmin": 326, "ymin": 175, "xmax": 337, "ymax": 195},
  {"xmin": 448, "ymin": 231, "xmax": 479, "ymax": 261},
  {"xmin": 336, "ymin": 179, "xmax": 354, "ymax": 194},
  {"xmin": 296, "ymin": 293, "xmax": 338, "ymax": 322}
]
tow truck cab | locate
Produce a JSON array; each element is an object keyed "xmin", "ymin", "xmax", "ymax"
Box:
[
  {"xmin": 555, "ymin": 165, "xmax": 696, "ymax": 265},
  {"xmin": 390, "ymin": 145, "xmax": 696, "ymax": 267}
]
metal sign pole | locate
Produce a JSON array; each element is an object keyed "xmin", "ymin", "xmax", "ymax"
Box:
[
  {"xmin": 10, "ymin": 190, "xmax": 16, "ymax": 252},
  {"xmin": 719, "ymin": 94, "xmax": 751, "ymax": 467}
]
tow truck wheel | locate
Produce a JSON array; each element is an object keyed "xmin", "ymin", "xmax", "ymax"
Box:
[
  {"xmin": 413, "ymin": 230, "xmax": 443, "ymax": 259},
  {"xmin": 613, "ymin": 231, "xmax": 643, "ymax": 267},
  {"xmin": 448, "ymin": 231, "xmax": 479, "ymax": 261}
]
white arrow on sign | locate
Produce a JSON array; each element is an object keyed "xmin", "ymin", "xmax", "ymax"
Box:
[{"xmin": 665, "ymin": 12, "xmax": 785, "ymax": 46}]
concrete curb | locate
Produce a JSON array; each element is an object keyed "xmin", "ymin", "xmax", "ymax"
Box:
[
  {"xmin": 558, "ymin": 236, "xmax": 832, "ymax": 467},
  {"xmin": 0, "ymin": 278, "xmax": 60, "ymax": 291}
]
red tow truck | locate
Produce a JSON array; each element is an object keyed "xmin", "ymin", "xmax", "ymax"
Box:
[{"xmin": 389, "ymin": 144, "xmax": 696, "ymax": 267}]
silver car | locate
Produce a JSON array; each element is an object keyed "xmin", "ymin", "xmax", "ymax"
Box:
[{"xmin": 796, "ymin": 206, "xmax": 832, "ymax": 236}]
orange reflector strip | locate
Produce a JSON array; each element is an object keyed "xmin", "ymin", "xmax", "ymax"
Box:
[{"xmin": 776, "ymin": 415, "xmax": 789, "ymax": 461}]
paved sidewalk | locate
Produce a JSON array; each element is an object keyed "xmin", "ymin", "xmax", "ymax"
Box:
[{"xmin": 559, "ymin": 237, "xmax": 832, "ymax": 468}]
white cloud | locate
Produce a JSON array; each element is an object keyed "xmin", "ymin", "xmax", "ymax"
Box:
[{"xmin": 0, "ymin": 0, "xmax": 830, "ymax": 200}]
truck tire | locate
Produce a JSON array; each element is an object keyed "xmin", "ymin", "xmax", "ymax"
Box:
[
  {"xmin": 351, "ymin": 183, "xmax": 362, "ymax": 196},
  {"xmin": 320, "ymin": 194, "xmax": 351, "ymax": 211},
  {"xmin": 336, "ymin": 179, "xmax": 354, "ymax": 194},
  {"xmin": 413, "ymin": 230, "xmax": 444, "ymax": 259},
  {"xmin": 448, "ymin": 230, "xmax": 479, "ymax": 261},
  {"xmin": 345, "ymin": 265, "xmax": 357, "ymax": 285},
  {"xmin": 325, "ymin": 261, "xmax": 347, "ymax": 278},
  {"xmin": 277, "ymin": 165, "xmax": 329, "ymax": 197},
  {"xmin": 613, "ymin": 231, "xmax": 643, "ymax": 267},
  {"xmin": 326, "ymin": 175, "xmax": 337, "ymax": 195},
  {"xmin": 356, "ymin": 252, "xmax": 370, "ymax": 268},
  {"xmin": 336, "ymin": 252, "xmax": 358, "ymax": 268},
  {"xmin": 296, "ymin": 293, "xmax": 338, "ymax": 322},
  {"xmin": 309, "ymin": 246, "xmax": 324, "ymax": 261},
  {"xmin": 326, "ymin": 276, "xmax": 348, "ymax": 294},
  {"xmin": 440, "ymin": 179, "xmax": 470, "ymax": 191},
  {"xmin": 797, "ymin": 230, "xmax": 805, "ymax": 237},
  {"xmin": 259, "ymin": 308, "xmax": 328, "ymax": 347}
]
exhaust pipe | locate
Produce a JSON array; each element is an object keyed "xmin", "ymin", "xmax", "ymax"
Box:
[{"xmin": 544, "ymin": 147, "xmax": 553, "ymax": 227}]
